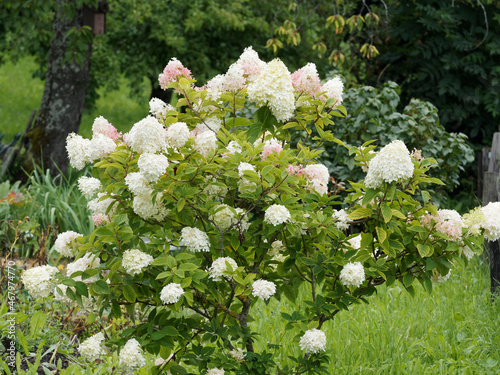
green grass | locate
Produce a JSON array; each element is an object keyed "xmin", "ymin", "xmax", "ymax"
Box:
[
  {"xmin": 0, "ymin": 55, "xmax": 150, "ymax": 143},
  {"xmin": 251, "ymin": 258, "xmax": 500, "ymax": 374}
]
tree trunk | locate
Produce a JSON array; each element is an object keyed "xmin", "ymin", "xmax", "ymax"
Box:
[{"xmin": 23, "ymin": 0, "xmax": 92, "ymax": 178}]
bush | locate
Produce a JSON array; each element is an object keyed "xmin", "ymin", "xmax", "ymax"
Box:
[{"xmin": 19, "ymin": 48, "xmax": 497, "ymax": 375}]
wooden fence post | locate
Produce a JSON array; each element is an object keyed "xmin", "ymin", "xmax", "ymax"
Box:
[{"xmin": 482, "ymin": 129, "xmax": 500, "ymax": 295}]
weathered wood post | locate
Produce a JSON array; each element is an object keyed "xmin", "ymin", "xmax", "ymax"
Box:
[{"xmin": 482, "ymin": 127, "xmax": 500, "ymax": 295}]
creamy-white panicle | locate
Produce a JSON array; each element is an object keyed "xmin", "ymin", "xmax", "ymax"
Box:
[
  {"xmin": 54, "ymin": 284, "xmax": 72, "ymax": 304},
  {"xmin": 194, "ymin": 130, "xmax": 217, "ymax": 157},
  {"xmin": 88, "ymin": 193, "xmax": 118, "ymax": 218},
  {"xmin": 149, "ymin": 97, "xmax": 174, "ymax": 120},
  {"xmin": 303, "ymin": 164, "xmax": 329, "ymax": 185},
  {"xmin": 206, "ymin": 368, "xmax": 225, "ymax": 375},
  {"xmin": 247, "ymin": 59, "xmax": 295, "ymax": 122},
  {"xmin": 208, "ymin": 257, "xmax": 238, "ymax": 281},
  {"xmin": 79, "ymin": 332, "xmax": 106, "ymax": 361},
  {"xmin": 77, "ymin": 176, "xmax": 102, "ymax": 199},
  {"xmin": 166, "ymin": 122, "xmax": 190, "ymax": 148},
  {"xmin": 66, "ymin": 253, "xmax": 100, "ymax": 283},
  {"xmin": 125, "ymin": 172, "xmax": 152, "ymax": 196},
  {"xmin": 321, "ymin": 76, "xmax": 344, "ymax": 106},
  {"xmin": 21, "ymin": 265, "xmax": 58, "ymax": 299},
  {"xmin": 348, "ymin": 234, "xmax": 361, "ymax": 250},
  {"xmin": 54, "ymin": 230, "xmax": 83, "ymax": 257},
  {"xmin": 251, "ymin": 279, "xmax": 276, "ymax": 300},
  {"xmin": 211, "ymin": 204, "xmax": 236, "ymax": 231},
  {"xmin": 92, "ymin": 116, "xmax": 120, "ymax": 141},
  {"xmin": 181, "ymin": 227, "xmax": 211, "ymax": 252},
  {"xmin": 160, "ymin": 283, "xmax": 184, "ymax": 304},
  {"xmin": 299, "ymin": 329, "xmax": 327, "ymax": 353},
  {"xmin": 90, "ymin": 133, "xmax": 116, "ymax": 160},
  {"xmin": 223, "ymin": 63, "xmax": 246, "ymax": 92},
  {"xmin": 66, "ymin": 133, "xmax": 93, "ymax": 170},
  {"xmin": 364, "ymin": 140, "xmax": 414, "ymax": 189},
  {"xmin": 421, "ymin": 209, "xmax": 463, "ymax": 241},
  {"xmin": 238, "ymin": 162, "xmax": 256, "ymax": 177},
  {"xmin": 264, "ymin": 204, "xmax": 291, "ymax": 226},
  {"xmin": 119, "ymin": 338, "xmax": 146, "ymax": 370},
  {"xmin": 122, "ymin": 249, "xmax": 154, "ymax": 275},
  {"xmin": 237, "ymin": 46, "xmax": 266, "ymax": 82},
  {"xmin": 125, "ymin": 116, "xmax": 167, "ymax": 154},
  {"xmin": 206, "ymin": 74, "xmax": 225, "ymax": 100},
  {"xmin": 269, "ymin": 240, "xmax": 285, "ymax": 257},
  {"xmin": 339, "ymin": 262, "xmax": 365, "ymax": 288},
  {"xmin": 132, "ymin": 193, "xmax": 168, "ymax": 220},
  {"xmin": 481, "ymin": 202, "xmax": 500, "ymax": 241},
  {"xmin": 138, "ymin": 153, "xmax": 169, "ymax": 182},
  {"xmin": 195, "ymin": 117, "xmax": 222, "ymax": 134},
  {"xmin": 332, "ymin": 209, "xmax": 350, "ymax": 230},
  {"xmin": 225, "ymin": 141, "xmax": 242, "ymax": 155},
  {"xmin": 229, "ymin": 348, "xmax": 245, "ymax": 362}
]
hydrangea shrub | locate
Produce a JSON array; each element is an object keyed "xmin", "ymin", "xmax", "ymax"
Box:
[{"xmin": 22, "ymin": 47, "xmax": 500, "ymax": 374}]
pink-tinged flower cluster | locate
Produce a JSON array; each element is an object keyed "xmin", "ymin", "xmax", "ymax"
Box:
[
  {"xmin": 92, "ymin": 116, "xmax": 121, "ymax": 141},
  {"xmin": 158, "ymin": 58, "xmax": 192, "ymax": 90},
  {"xmin": 286, "ymin": 164, "xmax": 304, "ymax": 176},
  {"xmin": 261, "ymin": 138, "xmax": 283, "ymax": 160},
  {"xmin": 237, "ymin": 46, "xmax": 266, "ymax": 82},
  {"xmin": 421, "ymin": 209, "xmax": 463, "ymax": 241},
  {"xmin": 291, "ymin": 63, "xmax": 322, "ymax": 97},
  {"xmin": 303, "ymin": 164, "xmax": 330, "ymax": 195}
]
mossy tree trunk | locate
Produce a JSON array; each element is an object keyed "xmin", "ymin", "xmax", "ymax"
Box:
[{"xmin": 24, "ymin": 0, "xmax": 92, "ymax": 177}]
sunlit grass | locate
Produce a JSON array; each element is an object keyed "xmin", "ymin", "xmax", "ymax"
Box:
[{"xmin": 251, "ymin": 258, "xmax": 500, "ymax": 374}]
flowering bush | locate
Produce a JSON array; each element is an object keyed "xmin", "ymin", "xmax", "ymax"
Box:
[{"xmin": 22, "ymin": 47, "xmax": 500, "ymax": 374}]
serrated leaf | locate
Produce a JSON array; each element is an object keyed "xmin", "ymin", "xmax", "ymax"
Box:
[
  {"xmin": 123, "ymin": 285, "xmax": 136, "ymax": 303},
  {"xmin": 376, "ymin": 226, "xmax": 387, "ymax": 244},
  {"xmin": 417, "ymin": 243, "xmax": 433, "ymax": 257},
  {"xmin": 381, "ymin": 203, "xmax": 392, "ymax": 223},
  {"xmin": 349, "ymin": 207, "xmax": 373, "ymax": 220}
]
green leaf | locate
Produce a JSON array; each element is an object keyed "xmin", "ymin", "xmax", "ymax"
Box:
[
  {"xmin": 178, "ymin": 263, "xmax": 199, "ymax": 271},
  {"xmin": 362, "ymin": 189, "xmax": 379, "ymax": 206},
  {"xmin": 348, "ymin": 207, "xmax": 373, "ymax": 220},
  {"xmin": 74, "ymin": 281, "xmax": 89, "ymax": 298},
  {"xmin": 177, "ymin": 198, "xmax": 185, "ymax": 212},
  {"xmin": 30, "ymin": 311, "xmax": 46, "ymax": 336},
  {"xmin": 93, "ymin": 280, "xmax": 110, "ymax": 295},
  {"xmin": 123, "ymin": 285, "xmax": 136, "ymax": 303},
  {"xmin": 417, "ymin": 243, "xmax": 433, "ymax": 257},
  {"xmin": 376, "ymin": 226, "xmax": 387, "ymax": 244},
  {"xmin": 381, "ymin": 203, "xmax": 392, "ymax": 223},
  {"xmin": 247, "ymin": 122, "xmax": 263, "ymax": 143},
  {"xmin": 426, "ymin": 258, "xmax": 437, "ymax": 270},
  {"xmin": 403, "ymin": 273, "xmax": 414, "ymax": 287}
]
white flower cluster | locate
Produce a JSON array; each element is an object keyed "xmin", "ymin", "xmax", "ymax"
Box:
[
  {"xmin": 125, "ymin": 172, "xmax": 151, "ymax": 196},
  {"xmin": 321, "ymin": 76, "xmax": 344, "ymax": 106},
  {"xmin": 229, "ymin": 348, "xmax": 245, "ymax": 362},
  {"xmin": 122, "ymin": 249, "xmax": 154, "ymax": 275},
  {"xmin": 194, "ymin": 130, "xmax": 217, "ymax": 157},
  {"xmin": 132, "ymin": 193, "xmax": 168, "ymax": 220},
  {"xmin": 124, "ymin": 116, "xmax": 167, "ymax": 154},
  {"xmin": 332, "ymin": 209, "xmax": 350, "ymax": 230},
  {"xmin": 138, "ymin": 153, "xmax": 169, "ymax": 182},
  {"xmin": 264, "ymin": 204, "xmax": 291, "ymax": 226},
  {"xmin": 66, "ymin": 253, "xmax": 100, "ymax": 283},
  {"xmin": 78, "ymin": 332, "xmax": 106, "ymax": 361},
  {"xmin": 21, "ymin": 265, "xmax": 59, "ymax": 299},
  {"xmin": 66, "ymin": 132, "xmax": 116, "ymax": 171},
  {"xmin": 303, "ymin": 164, "xmax": 330, "ymax": 195},
  {"xmin": 206, "ymin": 368, "xmax": 225, "ymax": 375},
  {"xmin": 421, "ymin": 209, "xmax": 463, "ymax": 241},
  {"xmin": 210, "ymin": 204, "xmax": 249, "ymax": 232},
  {"xmin": 481, "ymin": 202, "xmax": 500, "ymax": 241},
  {"xmin": 203, "ymin": 176, "xmax": 228, "ymax": 198},
  {"xmin": 88, "ymin": 193, "xmax": 118, "ymax": 217},
  {"xmin": 291, "ymin": 62, "xmax": 321, "ymax": 97},
  {"xmin": 208, "ymin": 257, "xmax": 238, "ymax": 281},
  {"xmin": 251, "ymin": 279, "xmax": 276, "ymax": 300},
  {"xmin": 149, "ymin": 97, "xmax": 174, "ymax": 120},
  {"xmin": 339, "ymin": 262, "xmax": 365, "ymax": 288},
  {"xmin": 247, "ymin": 59, "xmax": 295, "ymax": 122},
  {"xmin": 119, "ymin": 338, "xmax": 146, "ymax": 371},
  {"xmin": 160, "ymin": 283, "xmax": 184, "ymax": 304},
  {"xmin": 54, "ymin": 230, "xmax": 83, "ymax": 257},
  {"xmin": 299, "ymin": 328, "xmax": 327, "ymax": 353},
  {"xmin": 181, "ymin": 227, "xmax": 211, "ymax": 252},
  {"xmin": 166, "ymin": 122, "xmax": 190, "ymax": 148},
  {"xmin": 77, "ymin": 176, "xmax": 102, "ymax": 199},
  {"xmin": 364, "ymin": 140, "xmax": 414, "ymax": 189},
  {"xmin": 431, "ymin": 269, "xmax": 451, "ymax": 284}
]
